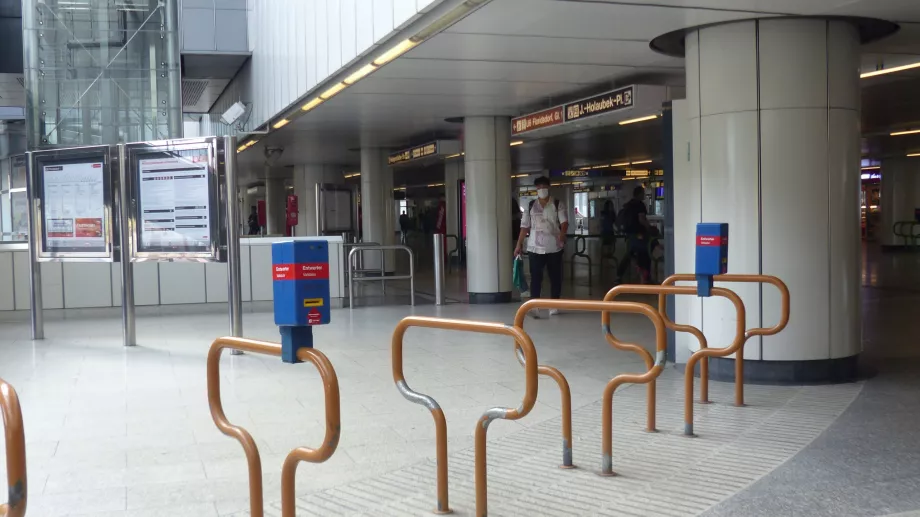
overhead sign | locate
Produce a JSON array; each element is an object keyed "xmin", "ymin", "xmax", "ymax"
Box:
[
  {"xmin": 564, "ymin": 85, "xmax": 634, "ymax": 122},
  {"xmin": 388, "ymin": 141, "xmax": 438, "ymax": 165},
  {"xmin": 510, "ymin": 85, "xmax": 636, "ymax": 135},
  {"xmin": 550, "ymin": 169, "xmax": 603, "ymax": 178},
  {"xmin": 512, "ymin": 107, "xmax": 564, "ymax": 135}
]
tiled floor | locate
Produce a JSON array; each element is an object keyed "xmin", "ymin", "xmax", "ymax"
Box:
[{"xmin": 0, "ymin": 244, "xmax": 917, "ymax": 516}]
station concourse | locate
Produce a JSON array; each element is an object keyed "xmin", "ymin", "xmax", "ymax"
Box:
[{"xmin": 2, "ymin": 1, "xmax": 920, "ymax": 516}]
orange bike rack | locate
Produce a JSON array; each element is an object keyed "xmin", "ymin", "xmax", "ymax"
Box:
[
  {"xmin": 604, "ymin": 284, "xmax": 745, "ymax": 437},
  {"xmin": 658, "ymin": 274, "xmax": 790, "ymax": 408},
  {"xmin": 0, "ymin": 378, "xmax": 26, "ymax": 517},
  {"xmin": 207, "ymin": 337, "xmax": 340, "ymax": 517},
  {"xmin": 392, "ymin": 316, "xmax": 538, "ymax": 517},
  {"xmin": 511, "ymin": 298, "xmax": 671, "ymax": 469}
]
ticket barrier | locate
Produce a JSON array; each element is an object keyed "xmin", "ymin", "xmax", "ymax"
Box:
[
  {"xmin": 511, "ymin": 300, "xmax": 667, "ymax": 475},
  {"xmin": 391, "ymin": 316, "xmax": 539, "ymax": 517},
  {"xmin": 207, "ymin": 241, "xmax": 339, "ymax": 517},
  {"xmin": 0, "ymin": 378, "xmax": 26, "ymax": 517}
]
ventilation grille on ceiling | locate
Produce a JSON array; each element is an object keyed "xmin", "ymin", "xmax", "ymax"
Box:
[
  {"xmin": 16, "ymin": 77, "xmax": 24, "ymax": 87},
  {"xmin": 182, "ymin": 80, "xmax": 208, "ymax": 107}
]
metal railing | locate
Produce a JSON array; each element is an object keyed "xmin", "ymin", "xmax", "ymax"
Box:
[
  {"xmin": 207, "ymin": 337, "xmax": 340, "ymax": 517},
  {"xmin": 348, "ymin": 244, "xmax": 416, "ymax": 307},
  {"xmin": 0, "ymin": 378, "xmax": 26, "ymax": 517},
  {"xmin": 392, "ymin": 316, "xmax": 538, "ymax": 516},
  {"xmin": 445, "ymin": 234, "xmax": 460, "ymax": 273},
  {"xmin": 512, "ymin": 299, "xmax": 667, "ymax": 472},
  {"xmin": 433, "ymin": 234, "xmax": 446, "ymax": 306},
  {"xmin": 893, "ymin": 221, "xmax": 920, "ymax": 248},
  {"xmin": 343, "ymin": 241, "xmax": 382, "ymax": 287},
  {"xmin": 570, "ymin": 235, "xmax": 593, "ymax": 294},
  {"xmin": 659, "ymin": 274, "xmax": 790, "ymax": 410}
]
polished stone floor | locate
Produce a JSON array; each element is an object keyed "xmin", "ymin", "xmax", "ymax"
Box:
[{"xmin": 0, "ymin": 244, "xmax": 917, "ymax": 516}]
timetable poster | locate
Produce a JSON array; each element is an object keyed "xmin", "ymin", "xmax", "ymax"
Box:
[
  {"xmin": 137, "ymin": 154, "xmax": 212, "ymax": 252},
  {"xmin": 42, "ymin": 161, "xmax": 106, "ymax": 252}
]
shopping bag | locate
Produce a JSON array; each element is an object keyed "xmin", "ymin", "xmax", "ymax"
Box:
[{"xmin": 513, "ymin": 256, "xmax": 529, "ymax": 294}]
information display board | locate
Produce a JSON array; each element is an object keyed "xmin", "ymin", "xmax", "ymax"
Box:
[
  {"xmin": 125, "ymin": 138, "xmax": 225, "ymax": 262},
  {"xmin": 29, "ymin": 146, "xmax": 116, "ymax": 261}
]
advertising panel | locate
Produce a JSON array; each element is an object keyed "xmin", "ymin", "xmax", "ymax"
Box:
[
  {"xmin": 136, "ymin": 150, "xmax": 212, "ymax": 253},
  {"xmin": 41, "ymin": 159, "xmax": 107, "ymax": 253}
]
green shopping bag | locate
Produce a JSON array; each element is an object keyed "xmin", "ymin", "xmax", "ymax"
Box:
[{"xmin": 513, "ymin": 256, "xmax": 529, "ymax": 294}]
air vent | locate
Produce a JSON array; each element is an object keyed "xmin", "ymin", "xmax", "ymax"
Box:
[
  {"xmin": 16, "ymin": 77, "xmax": 24, "ymax": 87},
  {"xmin": 182, "ymin": 80, "xmax": 208, "ymax": 107}
]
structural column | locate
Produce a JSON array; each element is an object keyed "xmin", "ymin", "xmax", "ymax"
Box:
[
  {"xmin": 464, "ymin": 116, "xmax": 513, "ymax": 303},
  {"xmin": 264, "ymin": 172, "xmax": 286, "ymax": 236},
  {"xmin": 880, "ymin": 159, "xmax": 920, "ymax": 247},
  {"xmin": 293, "ymin": 164, "xmax": 341, "ymax": 236},
  {"xmin": 361, "ymin": 148, "xmax": 395, "ymax": 271},
  {"xmin": 674, "ymin": 18, "xmax": 861, "ymax": 382}
]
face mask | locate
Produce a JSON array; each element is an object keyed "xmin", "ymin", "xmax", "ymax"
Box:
[{"xmin": 537, "ymin": 188, "xmax": 549, "ymax": 199}]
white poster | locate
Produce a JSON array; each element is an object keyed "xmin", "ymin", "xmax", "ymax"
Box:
[
  {"xmin": 138, "ymin": 154, "xmax": 211, "ymax": 251},
  {"xmin": 42, "ymin": 161, "xmax": 106, "ymax": 251}
]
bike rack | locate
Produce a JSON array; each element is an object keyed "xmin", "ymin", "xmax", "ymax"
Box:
[
  {"xmin": 570, "ymin": 236, "xmax": 593, "ymax": 294},
  {"xmin": 207, "ymin": 337, "xmax": 340, "ymax": 517},
  {"xmin": 893, "ymin": 221, "xmax": 920, "ymax": 248},
  {"xmin": 604, "ymin": 285, "xmax": 745, "ymax": 437},
  {"xmin": 347, "ymin": 244, "xmax": 416, "ymax": 307},
  {"xmin": 0, "ymin": 378, "xmax": 26, "ymax": 517},
  {"xmin": 658, "ymin": 274, "xmax": 790, "ymax": 408},
  {"xmin": 512, "ymin": 298, "xmax": 667, "ymax": 471},
  {"xmin": 392, "ymin": 316, "xmax": 539, "ymax": 517}
]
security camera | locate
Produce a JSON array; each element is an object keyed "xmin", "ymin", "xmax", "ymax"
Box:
[
  {"xmin": 221, "ymin": 101, "xmax": 248, "ymax": 126},
  {"xmin": 263, "ymin": 147, "xmax": 284, "ymax": 166}
]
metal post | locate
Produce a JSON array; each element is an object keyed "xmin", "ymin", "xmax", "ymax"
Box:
[
  {"xmin": 118, "ymin": 144, "xmax": 136, "ymax": 346},
  {"xmin": 225, "ymin": 137, "xmax": 244, "ymax": 353},
  {"xmin": 433, "ymin": 234, "xmax": 445, "ymax": 306},
  {"xmin": 315, "ymin": 184, "xmax": 323, "ymax": 236},
  {"xmin": 409, "ymin": 247, "xmax": 415, "ymax": 307},
  {"xmin": 25, "ymin": 152, "xmax": 43, "ymax": 340},
  {"xmin": 348, "ymin": 250, "xmax": 355, "ymax": 309},
  {"xmin": 380, "ymin": 248, "xmax": 386, "ymax": 295}
]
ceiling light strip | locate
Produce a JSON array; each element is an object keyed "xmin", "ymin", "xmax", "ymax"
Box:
[{"xmin": 861, "ymin": 62, "xmax": 920, "ymax": 79}]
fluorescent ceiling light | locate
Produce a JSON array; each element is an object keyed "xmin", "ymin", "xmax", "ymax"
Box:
[
  {"xmin": 579, "ymin": 166, "xmax": 591, "ymax": 171},
  {"xmin": 427, "ymin": 183, "xmax": 445, "ymax": 188},
  {"xmin": 512, "ymin": 174, "xmax": 529, "ymax": 178},
  {"xmin": 301, "ymin": 98, "xmax": 323, "ymax": 112},
  {"xmin": 445, "ymin": 152, "xmax": 464, "ymax": 159},
  {"xmin": 631, "ymin": 160, "xmax": 653, "ymax": 165},
  {"xmin": 890, "ymin": 129, "xmax": 920, "ymax": 136},
  {"xmin": 393, "ymin": 187, "xmax": 407, "ymax": 191},
  {"xmin": 272, "ymin": 119, "xmax": 289, "ymax": 129},
  {"xmin": 861, "ymin": 62, "xmax": 920, "ymax": 79},
  {"xmin": 320, "ymin": 82, "xmax": 347, "ymax": 100},
  {"xmin": 510, "ymin": 140, "xmax": 524, "ymax": 146},
  {"xmin": 344, "ymin": 64, "xmax": 377, "ymax": 85},
  {"xmin": 591, "ymin": 165, "xmax": 609, "ymax": 169},
  {"xmin": 619, "ymin": 115, "xmax": 659, "ymax": 126},
  {"xmin": 609, "ymin": 162, "xmax": 630, "ymax": 167},
  {"xmin": 861, "ymin": 166, "xmax": 881, "ymax": 170},
  {"xmin": 908, "ymin": 153, "xmax": 920, "ymax": 157},
  {"xmin": 344, "ymin": 173, "xmax": 361, "ymax": 178},
  {"xmin": 373, "ymin": 39, "xmax": 417, "ymax": 66}
]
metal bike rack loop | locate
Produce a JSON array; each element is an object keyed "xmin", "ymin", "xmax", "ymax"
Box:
[
  {"xmin": 392, "ymin": 316, "xmax": 539, "ymax": 516},
  {"xmin": 207, "ymin": 337, "xmax": 340, "ymax": 517},
  {"xmin": 348, "ymin": 244, "xmax": 415, "ymax": 307},
  {"xmin": 511, "ymin": 298, "xmax": 669, "ymax": 470},
  {"xmin": 658, "ymin": 274, "xmax": 790, "ymax": 408},
  {"xmin": 0, "ymin": 378, "xmax": 26, "ymax": 517},
  {"xmin": 570, "ymin": 235, "xmax": 593, "ymax": 294}
]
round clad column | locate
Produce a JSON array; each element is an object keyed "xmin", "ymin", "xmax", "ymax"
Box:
[
  {"xmin": 464, "ymin": 116, "xmax": 513, "ymax": 303},
  {"xmin": 682, "ymin": 18, "xmax": 862, "ymax": 382},
  {"xmin": 361, "ymin": 148, "xmax": 396, "ymax": 272}
]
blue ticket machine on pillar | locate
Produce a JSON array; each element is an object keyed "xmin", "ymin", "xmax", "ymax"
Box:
[
  {"xmin": 695, "ymin": 223, "xmax": 728, "ymax": 297},
  {"xmin": 272, "ymin": 241, "xmax": 331, "ymax": 363}
]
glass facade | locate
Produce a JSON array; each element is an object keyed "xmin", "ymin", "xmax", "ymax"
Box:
[{"xmin": 22, "ymin": 0, "xmax": 182, "ymax": 148}]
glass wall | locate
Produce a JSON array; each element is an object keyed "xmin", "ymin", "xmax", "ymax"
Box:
[{"xmin": 22, "ymin": 0, "xmax": 182, "ymax": 148}]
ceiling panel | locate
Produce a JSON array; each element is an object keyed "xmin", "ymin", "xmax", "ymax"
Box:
[
  {"xmin": 404, "ymin": 33, "xmax": 683, "ymax": 67},
  {"xmin": 371, "ymin": 58, "xmax": 641, "ymax": 85},
  {"xmin": 347, "ymin": 76, "xmax": 599, "ymax": 99},
  {"xmin": 446, "ymin": 0, "xmax": 777, "ymax": 40}
]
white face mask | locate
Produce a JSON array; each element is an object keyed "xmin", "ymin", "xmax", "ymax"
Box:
[{"xmin": 537, "ymin": 188, "xmax": 549, "ymax": 199}]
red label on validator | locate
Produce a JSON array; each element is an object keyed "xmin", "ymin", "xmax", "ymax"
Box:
[
  {"xmin": 273, "ymin": 263, "xmax": 329, "ymax": 280},
  {"xmin": 696, "ymin": 236, "xmax": 725, "ymax": 247}
]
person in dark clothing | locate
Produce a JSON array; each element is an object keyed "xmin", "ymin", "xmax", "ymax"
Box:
[
  {"xmin": 247, "ymin": 206, "xmax": 260, "ymax": 235},
  {"xmin": 600, "ymin": 199, "xmax": 616, "ymax": 246},
  {"xmin": 616, "ymin": 186, "xmax": 652, "ymax": 282},
  {"xmin": 399, "ymin": 211, "xmax": 410, "ymax": 244}
]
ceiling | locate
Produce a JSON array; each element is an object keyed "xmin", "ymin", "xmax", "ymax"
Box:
[{"xmin": 237, "ymin": 0, "xmax": 920, "ymax": 173}]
